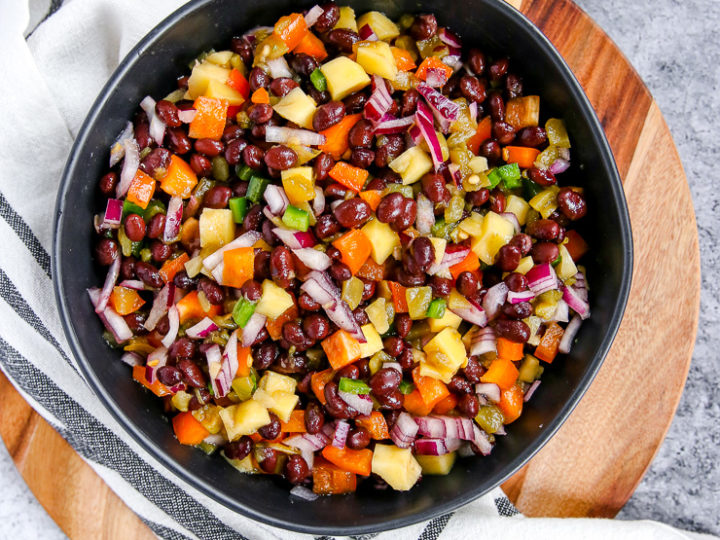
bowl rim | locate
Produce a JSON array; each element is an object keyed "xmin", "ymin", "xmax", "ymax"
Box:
[{"xmin": 53, "ymin": 0, "xmax": 633, "ymax": 534}]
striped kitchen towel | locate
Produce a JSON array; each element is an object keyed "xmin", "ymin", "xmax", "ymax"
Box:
[{"xmin": 0, "ymin": 0, "xmax": 714, "ymax": 539}]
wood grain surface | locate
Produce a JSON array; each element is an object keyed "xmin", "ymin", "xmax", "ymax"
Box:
[{"xmin": 0, "ymin": 0, "xmax": 700, "ymax": 537}]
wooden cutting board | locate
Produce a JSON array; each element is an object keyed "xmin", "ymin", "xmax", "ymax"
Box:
[{"xmin": 0, "ymin": 0, "xmax": 699, "ymax": 536}]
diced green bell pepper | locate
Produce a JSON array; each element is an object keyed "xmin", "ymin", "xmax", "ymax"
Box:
[
  {"xmin": 122, "ymin": 199, "xmax": 145, "ymax": 219},
  {"xmin": 498, "ymin": 163, "xmax": 522, "ymax": 189},
  {"xmin": 310, "ymin": 68, "xmax": 327, "ymax": 92},
  {"xmin": 486, "ymin": 168, "xmax": 503, "ymax": 189},
  {"xmin": 522, "ymin": 176, "xmax": 544, "ymax": 199},
  {"xmin": 232, "ymin": 298, "xmax": 256, "ymax": 328},
  {"xmin": 398, "ymin": 380, "xmax": 415, "ymax": 395},
  {"xmin": 426, "ymin": 298, "xmax": 446, "ymax": 319},
  {"xmin": 338, "ymin": 377, "xmax": 371, "ymax": 395},
  {"xmin": 229, "ymin": 197, "xmax": 248, "ymax": 223},
  {"xmin": 247, "ymin": 175, "xmax": 270, "ymax": 203},
  {"xmin": 282, "ymin": 205, "xmax": 310, "ymax": 231},
  {"xmin": 235, "ymin": 164, "xmax": 254, "ymax": 181}
]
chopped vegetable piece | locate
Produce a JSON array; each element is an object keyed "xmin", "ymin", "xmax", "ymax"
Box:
[
  {"xmin": 322, "ymin": 445, "xmax": 373, "ymax": 476},
  {"xmin": 564, "ymin": 230, "xmax": 589, "ymax": 261},
  {"xmin": 176, "ymin": 290, "xmax": 222, "ymax": 323},
  {"xmin": 158, "ymin": 253, "xmax": 190, "ymax": 283},
  {"xmin": 132, "ymin": 365, "xmax": 171, "ymax": 397},
  {"xmin": 226, "ymin": 68, "xmax": 250, "ymax": 99},
  {"xmin": 280, "ymin": 410, "xmax": 306, "ymax": 432},
  {"xmin": 109, "ymin": 286, "xmax": 145, "ymax": 316},
  {"xmin": 274, "ymin": 13, "xmax": 308, "ymax": 51},
  {"xmin": 426, "ymin": 298, "xmax": 446, "ymax": 319},
  {"xmin": 412, "ymin": 367, "xmax": 450, "ymax": 409},
  {"xmin": 391, "ymin": 46, "xmax": 416, "ymax": 71},
  {"xmin": 415, "ymin": 56, "xmax": 453, "ymax": 83},
  {"xmin": 503, "ymin": 146, "xmax": 541, "ymax": 169},
  {"xmin": 332, "ymin": 229, "xmax": 372, "ymax": 275},
  {"xmin": 310, "ymin": 68, "xmax": 327, "ymax": 91},
  {"xmin": 497, "ymin": 162, "xmax": 522, "ymax": 189},
  {"xmin": 496, "ymin": 337, "xmax": 524, "ymax": 361},
  {"xmin": 480, "ymin": 358, "xmax": 519, "ymax": 390},
  {"xmin": 189, "ymin": 96, "xmax": 228, "ymax": 140},
  {"xmin": 251, "ymin": 87, "xmax": 270, "ymax": 104},
  {"xmin": 312, "ymin": 460, "xmax": 357, "ymax": 494},
  {"xmin": 535, "ymin": 322, "xmax": 564, "ymax": 363},
  {"xmin": 264, "ymin": 304, "xmax": 299, "ymax": 340},
  {"xmin": 311, "ymin": 368, "xmax": 335, "ymax": 405},
  {"xmin": 338, "ymin": 377, "xmax": 371, "ymax": 394},
  {"xmin": 318, "ymin": 113, "xmax": 362, "ymax": 159},
  {"xmin": 498, "ymin": 384, "xmax": 524, "ymax": 424},
  {"xmin": 449, "ymin": 251, "xmax": 480, "ymax": 280},
  {"xmin": 229, "ymin": 196, "xmax": 248, "ymax": 223},
  {"xmin": 328, "ymin": 161, "xmax": 369, "ymax": 193},
  {"xmin": 355, "ymin": 412, "xmax": 390, "ymax": 440},
  {"xmin": 387, "ymin": 281, "xmax": 409, "ymax": 313},
  {"xmin": 126, "ymin": 170, "xmax": 156, "ymax": 210},
  {"xmin": 402, "ymin": 388, "xmax": 433, "ymax": 416},
  {"xmin": 432, "ymin": 393, "xmax": 458, "ymax": 414},
  {"xmin": 322, "ymin": 330, "xmax": 362, "ymax": 370},
  {"xmin": 294, "ymin": 31, "xmax": 328, "ymax": 60},
  {"xmin": 160, "ymin": 155, "xmax": 198, "ymax": 199},
  {"xmin": 247, "ymin": 175, "xmax": 270, "ymax": 203},
  {"xmin": 173, "ymin": 411, "xmax": 210, "ymax": 445},
  {"xmin": 232, "ymin": 297, "xmax": 257, "ymax": 328},
  {"xmin": 282, "ymin": 205, "xmax": 310, "ymax": 231},
  {"xmin": 398, "ymin": 380, "xmax": 415, "ymax": 395},
  {"xmin": 467, "ymin": 116, "xmax": 493, "ymax": 154}
]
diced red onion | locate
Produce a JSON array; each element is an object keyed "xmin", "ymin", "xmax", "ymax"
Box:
[
  {"xmin": 416, "ymin": 101, "xmax": 444, "ymax": 169},
  {"xmin": 424, "ymin": 68, "xmax": 447, "ymax": 88},
  {"xmin": 103, "ymin": 199, "xmax": 123, "ymax": 229},
  {"xmin": 213, "ymin": 329, "xmax": 240, "ymax": 398},
  {"xmin": 285, "ymin": 432, "xmax": 329, "ymax": 469},
  {"xmin": 95, "ymin": 256, "xmax": 121, "ymax": 314},
  {"xmin": 468, "ymin": 102, "xmax": 478, "ymax": 123},
  {"xmin": 470, "ymin": 327, "xmax": 496, "ymax": 356},
  {"xmin": 495, "ymin": 425, "xmax": 507, "ymax": 436},
  {"xmin": 210, "ymin": 262, "xmax": 226, "ymax": 286},
  {"xmin": 203, "ymin": 433, "xmax": 226, "ymax": 446},
  {"xmin": 358, "ymin": 24, "xmax": 378, "ymax": 41},
  {"xmin": 186, "ymin": 317, "xmax": 219, "ymax": 339},
  {"xmin": 374, "ymin": 115, "xmax": 416, "ymax": 135},
  {"xmin": 549, "ymin": 158, "xmax": 571, "ymax": 174},
  {"xmin": 120, "ymin": 352, "xmax": 143, "ymax": 366},
  {"xmin": 272, "ymin": 227, "xmax": 316, "ymax": 250},
  {"xmin": 88, "ymin": 288, "xmax": 133, "ymax": 343},
  {"xmin": 550, "ymin": 299, "xmax": 569, "ymax": 323},
  {"xmin": 312, "ymin": 186, "xmax": 325, "ymax": 216},
  {"xmin": 391, "ymin": 412, "xmax": 418, "ymax": 449},
  {"xmin": 500, "ymin": 212, "xmax": 521, "ymax": 234},
  {"xmin": 292, "ymin": 248, "xmax": 331, "ymax": 270},
  {"xmin": 559, "ymin": 314, "xmax": 582, "ymax": 354},
  {"xmin": 329, "ymin": 199, "xmax": 343, "ymax": 212},
  {"xmin": 266, "ymin": 56, "xmax": 293, "ymax": 78},
  {"xmin": 116, "ymin": 138, "xmax": 140, "ymax": 198},
  {"xmin": 455, "ymin": 417, "xmax": 474, "ymax": 440},
  {"xmin": 482, "ymin": 281, "xmax": 508, "ymax": 320},
  {"xmin": 526, "ymin": 263, "xmax": 559, "ymax": 295},
  {"xmin": 414, "ymin": 416, "xmax": 447, "ymax": 438},
  {"xmin": 290, "ymin": 485, "xmax": 319, "ymax": 501},
  {"xmin": 562, "ymin": 285, "xmax": 590, "ymax": 319},
  {"xmin": 471, "ymin": 424, "xmax": 493, "ymax": 456},
  {"xmin": 408, "ymin": 123, "xmax": 423, "ymax": 146},
  {"xmin": 382, "ymin": 361, "xmax": 402, "ymax": 374},
  {"xmin": 475, "ymin": 382, "xmax": 501, "ymax": 403},
  {"xmin": 202, "ymin": 231, "xmax": 262, "ymax": 270},
  {"xmin": 415, "ymin": 193, "xmax": 435, "ymax": 234},
  {"xmin": 163, "ymin": 196, "xmax": 183, "ymax": 243},
  {"xmin": 524, "ymin": 380, "xmax": 541, "ymax": 402},
  {"xmin": 428, "ymin": 244, "xmax": 469, "ymax": 275},
  {"xmin": 264, "ymin": 184, "xmax": 290, "ymax": 216},
  {"xmin": 415, "ymin": 438, "xmax": 451, "ymax": 455},
  {"xmin": 338, "ymin": 391, "xmax": 373, "ymax": 416},
  {"xmin": 304, "ymin": 4, "xmax": 324, "ymax": 27},
  {"xmin": 438, "ymin": 27, "xmax": 462, "ymax": 48},
  {"xmin": 140, "ymin": 95, "xmax": 166, "ymax": 146},
  {"xmin": 331, "ymin": 420, "xmax": 350, "ymax": 448},
  {"xmin": 416, "ymin": 84, "xmax": 460, "ymax": 133},
  {"xmin": 449, "ymin": 301, "xmax": 487, "ymax": 327},
  {"xmin": 145, "ymin": 346, "xmax": 168, "ymax": 384},
  {"xmin": 265, "ymin": 125, "xmax": 326, "ymax": 146},
  {"xmin": 161, "ymin": 305, "xmax": 180, "ymax": 348},
  {"xmin": 178, "ymin": 109, "xmax": 196, "ymax": 123},
  {"xmin": 442, "ymin": 54, "xmax": 463, "ymax": 72},
  {"xmin": 109, "ymin": 122, "xmax": 134, "ymax": 167},
  {"xmin": 447, "ymin": 163, "xmax": 462, "ymax": 186},
  {"xmin": 204, "ymin": 344, "xmax": 222, "ymax": 396},
  {"xmin": 301, "ymin": 271, "xmax": 365, "ymax": 342},
  {"xmin": 118, "ymin": 280, "xmax": 147, "ymax": 292},
  {"xmin": 364, "ymin": 75, "xmax": 393, "ymax": 123},
  {"xmin": 241, "ymin": 312, "xmax": 267, "ymax": 346},
  {"xmin": 507, "ymin": 289, "xmax": 535, "ymax": 304}
]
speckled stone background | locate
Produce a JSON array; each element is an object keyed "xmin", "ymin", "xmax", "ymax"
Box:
[{"xmin": 1, "ymin": 0, "xmax": 718, "ymax": 538}]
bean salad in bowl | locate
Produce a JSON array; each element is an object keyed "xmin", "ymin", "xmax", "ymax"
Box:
[{"xmin": 90, "ymin": 2, "xmax": 590, "ymax": 497}]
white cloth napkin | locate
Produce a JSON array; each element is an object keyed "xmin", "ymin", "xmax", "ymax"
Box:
[{"xmin": 0, "ymin": 0, "xmax": 715, "ymax": 538}]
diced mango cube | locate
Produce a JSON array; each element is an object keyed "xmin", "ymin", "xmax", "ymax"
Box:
[
  {"xmin": 281, "ymin": 166, "xmax": 315, "ymax": 205},
  {"xmin": 255, "ymin": 279, "xmax": 295, "ymax": 319},
  {"xmin": 333, "ymin": 6, "xmax": 358, "ymax": 31},
  {"xmin": 258, "ymin": 371, "xmax": 297, "ymax": 394},
  {"xmin": 356, "ymin": 11, "xmax": 400, "ymax": 41},
  {"xmin": 319, "ymin": 57, "xmax": 371, "ymax": 101},
  {"xmin": 470, "ymin": 211, "xmax": 516, "ymax": 265},
  {"xmin": 389, "ymin": 146, "xmax": 433, "ymax": 185},
  {"xmin": 220, "ymin": 401, "xmax": 270, "ymax": 440},
  {"xmin": 361, "ymin": 218, "xmax": 400, "ymax": 264},
  {"xmin": 188, "ymin": 62, "xmax": 231, "ymax": 99},
  {"xmin": 416, "ymin": 452, "xmax": 456, "ymax": 475},
  {"xmin": 204, "ymin": 79, "xmax": 245, "ymax": 106},
  {"xmin": 273, "ymin": 87, "xmax": 317, "ymax": 129},
  {"xmin": 359, "ymin": 323, "xmax": 383, "ymax": 358},
  {"xmin": 365, "ymin": 297, "xmax": 390, "ymax": 335},
  {"xmin": 371, "ymin": 444, "xmax": 422, "ymax": 491},
  {"xmin": 556, "ymin": 244, "xmax": 578, "ymax": 280},
  {"xmin": 428, "ymin": 308, "xmax": 462, "ymax": 332},
  {"xmin": 529, "ymin": 186, "xmax": 560, "ymax": 219},
  {"xmin": 199, "ymin": 208, "xmax": 235, "ymax": 248},
  {"xmin": 505, "ymin": 194, "xmax": 530, "ymax": 225},
  {"xmin": 253, "ymin": 388, "xmax": 299, "ymax": 423},
  {"xmin": 423, "ymin": 327, "xmax": 467, "ymax": 377},
  {"xmin": 355, "ymin": 41, "xmax": 398, "ymax": 80}
]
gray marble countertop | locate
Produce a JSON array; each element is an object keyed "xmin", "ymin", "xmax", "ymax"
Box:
[{"xmin": 1, "ymin": 0, "xmax": 718, "ymax": 538}]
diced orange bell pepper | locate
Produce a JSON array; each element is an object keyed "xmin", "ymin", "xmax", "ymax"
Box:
[
  {"xmin": 328, "ymin": 161, "xmax": 369, "ymax": 193},
  {"xmin": 251, "ymin": 87, "xmax": 270, "ymax": 104},
  {"xmin": 387, "ymin": 281, "xmax": 408, "ymax": 313},
  {"xmin": 322, "ymin": 329, "xmax": 362, "ymax": 370},
  {"xmin": 293, "ymin": 31, "xmax": 327, "ymax": 60},
  {"xmin": 236, "ymin": 346, "xmax": 252, "ymax": 377},
  {"xmin": 109, "ymin": 286, "xmax": 145, "ymax": 316},
  {"xmin": 502, "ymin": 146, "xmax": 541, "ymax": 169},
  {"xmin": 332, "ymin": 229, "xmax": 372, "ymax": 275},
  {"xmin": 132, "ymin": 365, "xmax": 171, "ymax": 397},
  {"xmin": 403, "ymin": 389, "xmax": 433, "ymax": 416},
  {"xmin": 180, "ymin": 217, "xmax": 199, "ymax": 248},
  {"xmin": 172, "ymin": 411, "xmax": 210, "ymax": 445},
  {"xmin": 312, "ymin": 459, "xmax": 357, "ymax": 494},
  {"xmin": 498, "ymin": 384, "xmax": 524, "ymax": 424},
  {"xmin": 412, "ymin": 367, "xmax": 450, "ymax": 409},
  {"xmin": 280, "ymin": 409, "xmax": 306, "ymax": 433},
  {"xmin": 226, "ymin": 68, "xmax": 250, "ymax": 99},
  {"xmin": 273, "ymin": 13, "xmax": 308, "ymax": 51},
  {"xmin": 222, "ymin": 247, "xmax": 254, "ymax": 288},
  {"xmin": 358, "ymin": 190, "xmax": 382, "ymax": 211},
  {"xmin": 159, "ymin": 253, "xmax": 190, "ymax": 284},
  {"xmin": 265, "ymin": 303, "xmax": 299, "ymax": 340},
  {"xmin": 391, "ymin": 47, "xmax": 416, "ymax": 71},
  {"xmin": 319, "ymin": 113, "xmax": 362, "ymax": 159},
  {"xmin": 355, "ymin": 412, "xmax": 390, "ymax": 440},
  {"xmin": 480, "ymin": 358, "xmax": 519, "ymax": 390},
  {"xmin": 467, "ymin": 116, "xmax": 493, "ymax": 155},
  {"xmin": 496, "ymin": 337, "xmax": 524, "ymax": 361},
  {"xmin": 564, "ymin": 230, "xmax": 589, "ymax": 261},
  {"xmin": 415, "ymin": 56, "xmax": 453, "ymax": 84},
  {"xmin": 175, "ymin": 290, "xmax": 222, "ymax": 323},
  {"xmin": 160, "ymin": 155, "xmax": 198, "ymax": 199},
  {"xmin": 126, "ymin": 170, "xmax": 156, "ymax": 210},
  {"xmin": 535, "ymin": 322, "xmax": 564, "ymax": 363},
  {"xmin": 311, "ymin": 368, "xmax": 335, "ymax": 405},
  {"xmin": 432, "ymin": 393, "xmax": 459, "ymax": 415},
  {"xmin": 449, "ymin": 250, "xmax": 480, "ymax": 280},
  {"xmin": 322, "ymin": 445, "xmax": 373, "ymax": 476},
  {"xmin": 188, "ymin": 96, "xmax": 228, "ymax": 140},
  {"xmin": 356, "ymin": 257, "xmax": 386, "ymax": 281}
]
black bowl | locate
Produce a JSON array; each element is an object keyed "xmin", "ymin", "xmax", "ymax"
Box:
[{"xmin": 53, "ymin": 0, "xmax": 632, "ymax": 534}]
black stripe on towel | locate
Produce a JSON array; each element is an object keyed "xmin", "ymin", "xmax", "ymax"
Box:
[
  {"xmin": 418, "ymin": 513, "xmax": 453, "ymax": 540},
  {"xmin": 493, "ymin": 496, "xmax": 520, "ymax": 517},
  {"xmin": 0, "ymin": 268, "xmax": 76, "ymax": 371},
  {"xmin": 0, "ymin": 191, "xmax": 51, "ymax": 278},
  {"xmin": 0, "ymin": 336, "xmax": 247, "ymax": 540}
]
